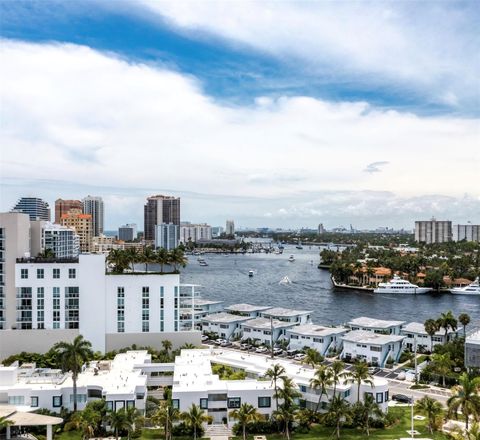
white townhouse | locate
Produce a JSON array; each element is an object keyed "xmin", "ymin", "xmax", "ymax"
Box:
[
  {"xmin": 466, "ymin": 330, "xmax": 480, "ymax": 371},
  {"xmin": 201, "ymin": 313, "xmax": 251, "ymax": 340},
  {"xmin": 402, "ymin": 322, "xmax": 459, "ymax": 353},
  {"xmin": 348, "ymin": 317, "xmax": 406, "ymax": 335},
  {"xmin": 3, "ymin": 254, "xmax": 200, "ymax": 357},
  {"xmin": 0, "ymin": 351, "xmax": 149, "ymax": 414},
  {"xmin": 341, "ymin": 330, "xmax": 405, "ymax": 367},
  {"xmin": 224, "ymin": 304, "xmax": 272, "ymax": 319},
  {"xmin": 260, "ymin": 307, "xmax": 313, "ymax": 325},
  {"xmin": 194, "ymin": 298, "xmax": 224, "ymax": 319},
  {"xmin": 240, "ymin": 317, "xmax": 297, "ymax": 347},
  {"xmin": 286, "ymin": 324, "xmax": 347, "ymax": 356}
]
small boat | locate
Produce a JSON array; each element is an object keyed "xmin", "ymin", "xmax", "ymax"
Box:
[
  {"xmin": 279, "ymin": 276, "xmax": 291, "ymax": 284},
  {"xmin": 248, "ymin": 270, "xmax": 254, "ymax": 277},
  {"xmin": 451, "ymin": 277, "xmax": 480, "ymax": 295},
  {"xmin": 198, "ymin": 258, "xmax": 208, "ymax": 266},
  {"xmin": 288, "ymin": 255, "xmax": 295, "ymax": 262}
]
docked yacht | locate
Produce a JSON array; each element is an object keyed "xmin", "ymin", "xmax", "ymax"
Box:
[
  {"xmin": 451, "ymin": 277, "xmax": 480, "ymax": 295},
  {"xmin": 374, "ymin": 275, "xmax": 430, "ymax": 294}
]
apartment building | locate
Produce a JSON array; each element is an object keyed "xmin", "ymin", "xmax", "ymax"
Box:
[
  {"xmin": 144, "ymin": 195, "xmax": 180, "ymax": 241},
  {"xmin": 179, "ymin": 222, "xmax": 212, "ymax": 244},
  {"xmin": 453, "ymin": 224, "xmax": 480, "ymax": 242},
  {"xmin": 286, "ymin": 324, "xmax": 347, "ymax": 356},
  {"xmin": 82, "ymin": 196, "xmax": 104, "ymax": 237},
  {"xmin": 60, "ymin": 209, "xmax": 93, "ymax": 253},
  {"xmin": 348, "ymin": 317, "xmax": 405, "ymax": 335},
  {"xmin": 415, "ymin": 218, "xmax": 452, "ymax": 243},
  {"xmin": 54, "ymin": 199, "xmax": 82, "ymax": 224},
  {"xmin": 11, "ymin": 198, "xmax": 50, "ymax": 221}
]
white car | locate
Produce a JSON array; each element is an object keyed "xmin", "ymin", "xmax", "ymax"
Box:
[
  {"xmin": 201, "ymin": 335, "xmax": 209, "ymax": 342},
  {"xmin": 293, "ymin": 353, "xmax": 306, "ymax": 361},
  {"xmin": 255, "ymin": 346, "xmax": 268, "ymax": 354}
]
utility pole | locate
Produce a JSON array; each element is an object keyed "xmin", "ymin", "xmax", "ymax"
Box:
[
  {"xmin": 414, "ymin": 335, "xmax": 418, "ymax": 385},
  {"xmin": 270, "ymin": 316, "xmax": 274, "ymax": 359}
]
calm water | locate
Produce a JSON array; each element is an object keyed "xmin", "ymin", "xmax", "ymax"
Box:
[{"xmin": 181, "ymin": 245, "xmax": 480, "ymax": 327}]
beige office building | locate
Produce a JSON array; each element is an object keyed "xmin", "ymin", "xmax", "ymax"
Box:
[
  {"xmin": 415, "ymin": 218, "xmax": 452, "ymax": 244},
  {"xmin": 61, "ymin": 209, "xmax": 93, "ymax": 252}
]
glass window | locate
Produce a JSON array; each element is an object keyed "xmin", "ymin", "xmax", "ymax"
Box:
[
  {"xmin": 8, "ymin": 396, "xmax": 25, "ymax": 405},
  {"xmin": 258, "ymin": 397, "xmax": 271, "ymax": 408},
  {"xmin": 385, "ymin": 391, "xmax": 389, "ymax": 401},
  {"xmin": 53, "ymin": 268, "xmax": 60, "ymax": 279},
  {"xmin": 376, "ymin": 392, "xmax": 384, "ymax": 404},
  {"xmin": 142, "ymin": 321, "xmax": 149, "ymax": 332},
  {"xmin": 53, "ymin": 396, "xmax": 62, "ymax": 407},
  {"xmin": 172, "ymin": 399, "xmax": 179, "ymax": 410},
  {"xmin": 21, "ymin": 268, "xmax": 28, "ymax": 279},
  {"xmin": 31, "ymin": 396, "xmax": 39, "ymax": 407},
  {"xmin": 200, "ymin": 398, "xmax": 208, "ymax": 409},
  {"xmin": 127, "ymin": 400, "xmax": 135, "ymax": 409},
  {"xmin": 68, "ymin": 268, "xmax": 76, "ymax": 279},
  {"xmin": 37, "ymin": 268, "xmax": 44, "ymax": 279},
  {"xmin": 227, "ymin": 397, "xmax": 241, "ymax": 409},
  {"xmin": 106, "ymin": 401, "xmax": 114, "ymax": 411}
]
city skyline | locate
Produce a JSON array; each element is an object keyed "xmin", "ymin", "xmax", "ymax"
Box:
[{"xmin": 1, "ymin": 1, "xmax": 479, "ymax": 229}]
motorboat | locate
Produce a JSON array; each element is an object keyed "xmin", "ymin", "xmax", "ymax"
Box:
[
  {"xmin": 451, "ymin": 277, "xmax": 480, "ymax": 295},
  {"xmin": 198, "ymin": 258, "xmax": 208, "ymax": 266},
  {"xmin": 279, "ymin": 276, "xmax": 291, "ymax": 284},
  {"xmin": 295, "ymin": 240, "xmax": 303, "ymax": 250},
  {"xmin": 288, "ymin": 255, "xmax": 295, "ymax": 262},
  {"xmin": 248, "ymin": 270, "xmax": 254, "ymax": 277},
  {"xmin": 374, "ymin": 274, "xmax": 430, "ymax": 294}
]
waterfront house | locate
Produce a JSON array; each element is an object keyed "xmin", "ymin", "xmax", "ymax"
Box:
[
  {"xmin": 341, "ymin": 330, "xmax": 405, "ymax": 367},
  {"xmin": 194, "ymin": 298, "xmax": 224, "ymax": 319},
  {"xmin": 259, "ymin": 307, "xmax": 313, "ymax": 325},
  {"xmin": 201, "ymin": 312, "xmax": 251, "ymax": 340},
  {"xmin": 240, "ymin": 317, "xmax": 296, "ymax": 347},
  {"xmin": 286, "ymin": 324, "xmax": 347, "ymax": 356},
  {"xmin": 402, "ymin": 322, "xmax": 459, "ymax": 352},
  {"xmin": 465, "ymin": 330, "xmax": 480, "ymax": 371},
  {"xmin": 348, "ymin": 316, "xmax": 405, "ymax": 335},
  {"xmin": 224, "ymin": 303, "xmax": 272, "ymax": 319}
]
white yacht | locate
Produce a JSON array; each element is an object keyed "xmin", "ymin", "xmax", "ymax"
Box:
[
  {"xmin": 451, "ymin": 277, "xmax": 480, "ymax": 295},
  {"xmin": 374, "ymin": 275, "xmax": 430, "ymax": 294},
  {"xmin": 288, "ymin": 255, "xmax": 295, "ymax": 262},
  {"xmin": 279, "ymin": 276, "xmax": 291, "ymax": 284},
  {"xmin": 248, "ymin": 270, "xmax": 254, "ymax": 277}
]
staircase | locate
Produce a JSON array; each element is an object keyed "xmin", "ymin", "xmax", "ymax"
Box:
[{"xmin": 204, "ymin": 424, "xmax": 233, "ymax": 439}]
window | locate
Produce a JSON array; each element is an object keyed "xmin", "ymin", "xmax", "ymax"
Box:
[
  {"xmin": 21, "ymin": 268, "xmax": 28, "ymax": 279},
  {"xmin": 31, "ymin": 396, "xmax": 39, "ymax": 407},
  {"xmin": 385, "ymin": 391, "xmax": 389, "ymax": 401},
  {"xmin": 117, "ymin": 321, "xmax": 125, "ymax": 333},
  {"xmin": 172, "ymin": 399, "xmax": 179, "ymax": 410},
  {"xmin": 376, "ymin": 392, "xmax": 384, "ymax": 404},
  {"xmin": 364, "ymin": 392, "xmax": 373, "ymax": 400},
  {"xmin": 127, "ymin": 400, "xmax": 135, "ymax": 409},
  {"xmin": 142, "ymin": 321, "xmax": 149, "ymax": 332},
  {"xmin": 370, "ymin": 346, "xmax": 382, "ymax": 352},
  {"xmin": 53, "ymin": 396, "xmax": 62, "ymax": 407},
  {"xmin": 299, "ymin": 385, "xmax": 307, "ymax": 392},
  {"xmin": 200, "ymin": 398, "xmax": 208, "ymax": 409},
  {"xmin": 227, "ymin": 397, "xmax": 241, "ymax": 409},
  {"xmin": 343, "ymin": 390, "xmax": 351, "ymax": 398},
  {"xmin": 53, "ymin": 268, "xmax": 60, "ymax": 279},
  {"xmin": 258, "ymin": 397, "xmax": 271, "ymax": 408},
  {"xmin": 88, "ymin": 389, "xmax": 102, "ymax": 399},
  {"xmin": 68, "ymin": 268, "xmax": 76, "ymax": 279},
  {"xmin": 8, "ymin": 396, "xmax": 25, "ymax": 405},
  {"xmin": 37, "ymin": 268, "xmax": 44, "ymax": 279},
  {"xmin": 70, "ymin": 394, "xmax": 87, "ymax": 404},
  {"xmin": 136, "ymin": 393, "xmax": 145, "ymax": 400},
  {"xmin": 106, "ymin": 401, "xmax": 114, "ymax": 411}
]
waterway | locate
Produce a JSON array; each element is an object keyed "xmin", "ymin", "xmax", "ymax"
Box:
[{"xmin": 181, "ymin": 245, "xmax": 480, "ymax": 327}]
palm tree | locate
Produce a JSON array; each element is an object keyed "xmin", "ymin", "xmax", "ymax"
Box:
[
  {"xmin": 124, "ymin": 406, "xmax": 143, "ymax": 440},
  {"xmin": 309, "ymin": 364, "xmax": 333, "ymax": 412},
  {"xmin": 437, "ymin": 311, "xmax": 458, "ymax": 341},
  {"xmin": 447, "ymin": 372, "xmax": 480, "ymax": 430},
  {"xmin": 431, "ymin": 352, "xmax": 453, "ymax": 387},
  {"xmin": 345, "ymin": 361, "xmax": 374, "ymax": 402},
  {"xmin": 330, "ymin": 360, "xmax": 346, "ymax": 397},
  {"xmin": 64, "ymin": 411, "xmax": 97, "ymax": 440},
  {"xmin": 229, "ymin": 403, "xmax": 263, "ymax": 440},
  {"xmin": 37, "ymin": 248, "xmax": 55, "ymax": 259},
  {"xmin": 142, "ymin": 246, "xmax": 156, "ymax": 272},
  {"xmin": 169, "ymin": 248, "xmax": 188, "ymax": 272},
  {"xmin": 125, "ymin": 247, "xmax": 139, "ymax": 272},
  {"xmin": 302, "ymin": 348, "xmax": 323, "ymax": 368},
  {"xmin": 0, "ymin": 416, "xmax": 13, "ymax": 430},
  {"xmin": 323, "ymin": 395, "xmax": 352, "ymax": 440},
  {"xmin": 107, "ymin": 249, "xmax": 128, "ymax": 274},
  {"xmin": 151, "ymin": 400, "xmax": 179, "ymax": 440},
  {"xmin": 107, "ymin": 409, "xmax": 130, "ymax": 440},
  {"xmin": 358, "ymin": 393, "xmax": 383, "ymax": 436},
  {"xmin": 54, "ymin": 335, "xmax": 93, "ymax": 411},
  {"xmin": 459, "ymin": 313, "xmax": 471, "ymax": 338},
  {"xmin": 415, "ymin": 396, "xmax": 443, "ymax": 434},
  {"xmin": 180, "ymin": 404, "xmax": 212, "ymax": 440},
  {"xmin": 273, "ymin": 404, "xmax": 297, "ymax": 440},
  {"xmin": 156, "ymin": 247, "xmax": 171, "ymax": 273},
  {"xmin": 424, "ymin": 318, "xmax": 440, "ymax": 352},
  {"xmin": 162, "ymin": 340, "xmax": 173, "ymax": 357},
  {"xmin": 265, "ymin": 363, "xmax": 286, "ymax": 410},
  {"xmin": 274, "ymin": 376, "xmax": 301, "ymax": 410}
]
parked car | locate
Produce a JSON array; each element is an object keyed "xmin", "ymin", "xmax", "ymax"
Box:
[
  {"xmin": 256, "ymin": 346, "xmax": 269, "ymax": 354},
  {"xmin": 240, "ymin": 343, "xmax": 250, "ymax": 350},
  {"xmin": 391, "ymin": 394, "xmax": 413, "ymax": 404},
  {"xmin": 201, "ymin": 335, "xmax": 209, "ymax": 342},
  {"xmin": 293, "ymin": 353, "xmax": 306, "ymax": 361},
  {"xmin": 286, "ymin": 349, "xmax": 298, "ymax": 358},
  {"xmin": 273, "ymin": 348, "xmax": 283, "ymax": 355},
  {"xmin": 220, "ymin": 341, "xmax": 232, "ymax": 347},
  {"xmin": 215, "ymin": 339, "xmax": 227, "ymax": 345}
]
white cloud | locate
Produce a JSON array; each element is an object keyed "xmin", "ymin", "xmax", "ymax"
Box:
[
  {"xmin": 1, "ymin": 40, "xmax": 479, "ymax": 227},
  {"xmin": 135, "ymin": 1, "xmax": 479, "ymax": 109}
]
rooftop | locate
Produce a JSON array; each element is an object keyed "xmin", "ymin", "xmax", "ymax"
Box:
[
  {"xmin": 261, "ymin": 307, "xmax": 312, "ymax": 318},
  {"xmin": 403, "ymin": 322, "xmax": 456, "ymax": 336},
  {"xmin": 202, "ymin": 312, "xmax": 252, "ymax": 324},
  {"xmin": 466, "ymin": 330, "xmax": 480, "ymax": 345},
  {"xmin": 287, "ymin": 324, "xmax": 347, "ymax": 337},
  {"xmin": 16, "ymin": 257, "xmax": 79, "ymax": 264},
  {"xmin": 195, "ymin": 298, "xmax": 224, "ymax": 307},
  {"xmin": 241, "ymin": 317, "xmax": 297, "ymax": 330},
  {"xmin": 348, "ymin": 316, "xmax": 406, "ymax": 329},
  {"xmin": 225, "ymin": 303, "xmax": 272, "ymax": 313},
  {"xmin": 342, "ymin": 330, "xmax": 405, "ymax": 345}
]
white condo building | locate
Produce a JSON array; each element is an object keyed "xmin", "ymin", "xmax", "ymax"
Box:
[
  {"xmin": 155, "ymin": 223, "xmax": 179, "ymax": 250},
  {"xmin": 260, "ymin": 307, "xmax": 312, "ymax": 325},
  {"xmin": 286, "ymin": 324, "xmax": 347, "ymax": 356},
  {"xmin": 453, "ymin": 224, "xmax": 480, "ymax": 242},
  {"xmin": 402, "ymin": 322, "xmax": 459, "ymax": 352},
  {"xmin": 240, "ymin": 318, "xmax": 296, "ymax": 347},
  {"xmin": 179, "ymin": 223, "xmax": 212, "ymax": 244},
  {"xmin": 348, "ymin": 317, "xmax": 405, "ymax": 335},
  {"xmin": 224, "ymin": 304, "xmax": 272, "ymax": 318}
]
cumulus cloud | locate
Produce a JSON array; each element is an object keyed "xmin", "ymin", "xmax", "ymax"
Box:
[
  {"xmin": 364, "ymin": 161, "xmax": 389, "ymax": 173},
  {"xmin": 135, "ymin": 1, "xmax": 480, "ymax": 110},
  {"xmin": 1, "ymin": 40, "xmax": 479, "ymax": 227}
]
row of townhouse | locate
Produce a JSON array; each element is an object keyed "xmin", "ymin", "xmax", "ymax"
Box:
[{"xmin": 201, "ymin": 305, "xmax": 460, "ymax": 367}]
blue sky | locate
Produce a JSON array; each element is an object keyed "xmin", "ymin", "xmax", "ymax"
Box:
[{"xmin": 1, "ymin": 1, "xmax": 479, "ymax": 229}]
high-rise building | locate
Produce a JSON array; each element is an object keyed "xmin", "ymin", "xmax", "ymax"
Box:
[
  {"xmin": 29, "ymin": 221, "xmax": 80, "ymax": 258},
  {"xmin": 318, "ymin": 223, "xmax": 325, "ymax": 234},
  {"xmin": 118, "ymin": 224, "xmax": 137, "ymax": 242},
  {"xmin": 211, "ymin": 226, "xmax": 224, "ymax": 238},
  {"xmin": 12, "ymin": 197, "xmax": 50, "ymax": 221},
  {"xmin": 179, "ymin": 222, "xmax": 212, "ymax": 244},
  {"xmin": 61, "ymin": 209, "xmax": 93, "ymax": 252},
  {"xmin": 155, "ymin": 223, "xmax": 179, "ymax": 250},
  {"xmin": 54, "ymin": 199, "xmax": 82, "ymax": 224},
  {"xmin": 226, "ymin": 220, "xmax": 235, "ymax": 236},
  {"xmin": 144, "ymin": 195, "xmax": 181, "ymax": 241},
  {"xmin": 0, "ymin": 212, "xmax": 31, "ymax": 329},
  {"xmin": 453, "ymin": 224, "xmax": 480, "ymax": 242},
  {"xmin": 415, "ymin": 218, "xmax": 452, "ymax": 244},
  {"xmin": 82, "ymin": 196, "xmax": 104, "ymax": 237}
]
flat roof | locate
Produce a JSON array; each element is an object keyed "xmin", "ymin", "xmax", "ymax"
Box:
[
  {"xmin": 195, "ymin": 298, "xmax": 224, "ymax": 306},
  {"xmin": 261, "ymin": 307, "xmax": 312, "ymax": 318},
  {"xmin": 202, "ymin": 312, "xmax": 251, "ymax": 324},
  {"xmin": 241, "ymin": 317, "xmax": 297, "ymax": 330},
  {"xmin": 403, "ymin": 322, "xmax": 455, "ymax": 336},
  {"xmin": 467, "ymin": 330, "xmax": 480, "ymax": 345},
  {"xmin": 342, "ymin": 330, "xmax": 405, "ymax": 345},
  {"xmin": 348, "ymin": 316, "xmax": 406, "ymax": 329},
  {"xmin": 286, "ymin": 324, "xmax": 347, "ymax": 337},
  {"xmin": 0, "ymin": 406, "xmax": 62, "ymax": 426},
  {"xmin": 225, "ymin": 304, "xmax": 272, "ymax": 313}
]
